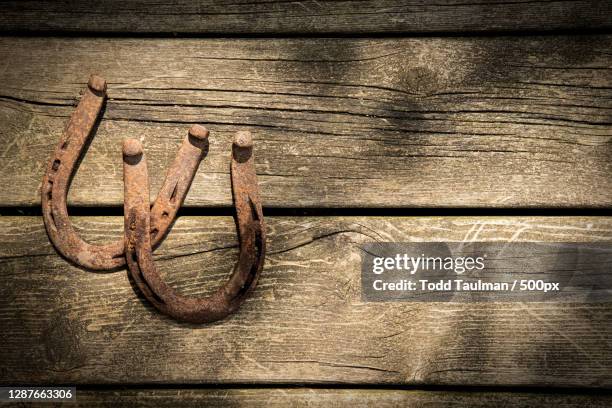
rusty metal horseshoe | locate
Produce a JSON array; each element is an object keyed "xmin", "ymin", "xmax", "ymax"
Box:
[
  {"xmin": 42, "ymin": 75, "xmax": 209, "ymax": 270},
  {"xmin": 123, "ymin": 131, "xmax": 266, "ymax": 323}
]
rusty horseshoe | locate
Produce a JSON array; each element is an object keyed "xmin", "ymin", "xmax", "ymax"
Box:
[
  {"xmin": 42, "ymin": 75, "xmax": 209, "ymax": 270},
  {"xmin": 123, "ymin": 131, "xmax": 266, "ymax": 323}
]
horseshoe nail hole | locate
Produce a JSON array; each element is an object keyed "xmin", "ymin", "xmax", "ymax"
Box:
[
  {"xmin": 48, "ymin": 208, "xmax": 58, "ymax": 230},
  {"xmin": 61, "ymin": 140, "xmax": 69, "ymax": 150},
  {"xmin": 128, "ymin": 211, "xmax": 137, "ymax": 231},
  {"xmin": 248, "ymin": 197, "xmax": 260, "ymax": 222},
  {"xmin": 46, "ymin": 181, "xmax": 53, "ymax": 200},
  {"xmin": 51, "ymin": 159, "xmax": 61, "ymax": 171},
  {"xmin": 169, "ymin": 184, "xmax": 178, "ymax": 204},
  {"xmin": 127, "ymin": 248, "xmax": 138, "ymax": 265},
  {"xmin": 150, "ymin": 228, "xmax": 159, "ymax": 240},
  {"xmin": 162, "ymin": 211, "xmax": 169, "ymax": 218},
  {"xmin": 241, "ymin": 224, "xmax": 264, "ymax": 294}
]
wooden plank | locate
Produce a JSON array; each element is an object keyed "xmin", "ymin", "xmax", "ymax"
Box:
[
  {"xmin": 1, "ymin": 216, "xmax": 611, "ymax": 386},
  {"xmin": 0, "ymin": 1, "xmax": 611, "ymax": 34},
  {"xmin": 26, "ymin": 389, "xmax": 612, "ymax": 407},
  {"xmin": 0, "ymin": 36, "xmax": 610, "ymax": 208}
]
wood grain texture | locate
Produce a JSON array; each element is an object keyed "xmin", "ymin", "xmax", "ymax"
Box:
[
  {"xmin": 1, "ymin": 216, "xmax": 611, "ymax": 386},
  {"xmin": 0, "ymin": 36, "xmax": 610, "ymax": 208},
  {"xmin": 11, "ymin": 389, "xmax": 611, "ymax": 407},
  {"xmin": 0, "ymin": 1, "xmax": 611, "ymax": 34}
]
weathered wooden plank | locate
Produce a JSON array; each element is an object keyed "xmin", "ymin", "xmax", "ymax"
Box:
[
  {"xmin": 11, "ymin": 388, "xmax": 611, "ymax": 407},
  {"xmin": 1, "ymin": 216, "xmax": 611, "ymax": 386},
  {"xmin": 0, "ymin": 36, "xmax": 610, "ymax": 208},
  {"xmin": 0, "ymin": 1, "xmax": 611, "ymax": 34}
]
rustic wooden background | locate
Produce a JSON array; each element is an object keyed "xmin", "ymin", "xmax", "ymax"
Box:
[{"xmin": 0, "ymin": 1, "xmax": 611, "ymax": 406}]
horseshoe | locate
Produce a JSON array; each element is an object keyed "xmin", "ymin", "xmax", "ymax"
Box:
[
  {"xmin": 41, "ymin": 75, "xmax": 209, "ymax": 270},
  {"xmin": 123, "ymin": 131, "xmax": 266, "ymax": 323}
]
